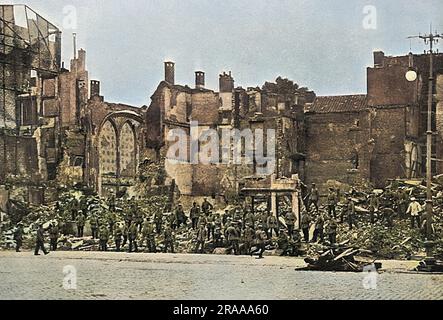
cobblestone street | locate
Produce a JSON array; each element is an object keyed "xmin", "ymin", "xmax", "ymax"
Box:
[{"xmin": 0, "ymin": 251, "xmax": 442, "ymax": 300}]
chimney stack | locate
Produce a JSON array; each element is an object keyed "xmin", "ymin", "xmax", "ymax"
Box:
[
  {"xmin": 164, "ymin": 61, "xmax": 175, "ymax": 84},
  {"xmin": 373, "ymin": 51, "xmax": 385, "ymax": 68},
  {"xmin": 195, "ymin": 71, "xmax": 205, "ymax": 89},
  {"xmin": 90, "ymin": 80, "xmax": 100, "ymax": 98},
  {"xmin": 219, "ymin": 71, "xmax": 234, "ymax": 93}
]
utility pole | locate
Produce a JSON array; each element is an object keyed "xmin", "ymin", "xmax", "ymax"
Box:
[{"xmin": 407, "ymin": 29, "xmax": 442, "ymax": 244}]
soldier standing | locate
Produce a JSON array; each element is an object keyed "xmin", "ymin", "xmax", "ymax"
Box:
[
  {"xmin": 141, "ymin": 218, "xmax": 156, "ymax": 253},
  {"xmin": 312, "ymin": 214, "xmax": 325, "ymax": 243},
  {"xmin": 163, "ymin": 226, "xmax": 175, "ymax": 253},
  {"xmin": 277, "ymin": 229, "xmax": 290, "ymax": 256},
  {"xmin": 368, "ymin": 193, "xmax": 380, "ymax": 224},
  {"xmin": 122, "ymin": 222, "xmax": 129, "ymax": 248},
  {"xmin": 107, "ymin": 206, "xmax": 117, "ymax": 234},
  {"xmin": 325, "ymin": 218, "xmax": 338, "ymax": 244},
  {"xmin": 300, "ymin": 211, "xmax": 311, "ymax": 243},
  {"xmin": 267, "ymin": 214, "xmax": 279, "ymax": 238},
  {"xmin": 14, "ymin": 223, "xmax": 24, "ymax": 252},
  {"xmin": 242, "ymin": 224, "xmax": 255, "ymax": 255},
  {"xmin": 190, "ymin": 202, "xmax": 201, "ymax": 229},
  {"xmin": 345, "ymin": 197, "xmax": 357, "ymax": 230},
  {"xmin": 89, "ymin": 213, "xmax": 99, "ymax": 239},
  {"xmin": 309, "ymin": 183, "xmax": 320, "ymax": 212},
  {"xmin": 99, "ymin": 225, "xmax": 109, "ymax": 251},
  {"xmin": 206, "ymin": 211, "xmax": 216, "ymax": 241},
  {"xmin": 128, "ymin": 223, "xmax": 139, "ymax": 253},
  {"xmin": 154, "ymin": 210, "xmax": 163, "ymax": 234},
  {"xmin": 76, "ymin": 212, "xmax": 86, "ymax": 237},
  {"xmin": 407, "ymin": 197, "xmax": 422, "ymax": 229},
  {"xmin": 195, "ymin": 222, "xmax": 207, "ymax": 254},
  {"xmin": 135, "ymin": 209, "xmax": 144, "ymax": 233},
  {"xmin": 201, "ymin": 198, "xmax": 213, "ymax": 216},
  {"xmin": 49, "ymin": 222, "xmax": 59, "ymax": 251},
  {"xmin": 175, "ymin": 204, "xmax": 186, "ymax": 229},
  {"xmin": 114, "ymin": 224, "xmax": 123, "ymax": 252},
  {"xmin": 327, "ymin": 188, "xmax": 338, "ymax": 218},
  {"xmin": 34, "ymin": 224, "xmax": 49, "ymax": 256},
  {"xmin": 250, "ymin": 225, "xmax": 267, "ymax": 259},
  {"xmin": 225, "ymin": 223, "xmax": 240, "ymax": 255},
  {"xmin": 284, "ymin": 210, "xmax": 297, "ymax": 236}
]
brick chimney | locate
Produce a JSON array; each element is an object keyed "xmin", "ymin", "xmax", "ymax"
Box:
[
  {"xmin": 219, "ymin": 71, "xmax": 234, "ymax": 93},
  {"xmin": 373, "ymin": 51, "xmax": 385, "ymax": 68},
  {"xmin": 195, "ymin": 71, "xmax": 205, "ymax": 89},
  {"xmin": 164, "ymin": 61, "xmax": 175, "ymax": 84}
]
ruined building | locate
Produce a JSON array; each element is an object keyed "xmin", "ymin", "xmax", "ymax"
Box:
[
  {"xmin": 2, "ymin": 5, "xmax": 443, "ymax": 212},
  {"xmin": 305, "ymin": 51, "xmax": 443, "ymax": 192},
  {"xmin": 0, "ymin": 5, "xmax": 146, "ymax": 207}
]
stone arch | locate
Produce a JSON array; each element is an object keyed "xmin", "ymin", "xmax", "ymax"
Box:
[
  {"xmin": 98, "ymin": 119, "xmax": 118, "ymax": 195},
  {"xmin": 119, "ymin": 121, "xmax": 138, "ymax": 178},
  {"xmin": 96, "ymin": 110, "xmax": 144, "ymax": 196}
]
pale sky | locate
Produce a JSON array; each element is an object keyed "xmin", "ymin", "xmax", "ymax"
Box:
[{"xmin": 5, "ymin": 0, "xmax": 443, "ymax": 106}]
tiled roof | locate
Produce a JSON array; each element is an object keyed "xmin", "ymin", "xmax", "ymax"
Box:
[{"xmin": 305, "ymin": 94, "xmax": 368, "ymax": 114}]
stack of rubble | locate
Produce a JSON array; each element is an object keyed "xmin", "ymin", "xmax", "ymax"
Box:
[{"xmin": 300, "ymin": 240, "xmax": 382, "ymax": 272}]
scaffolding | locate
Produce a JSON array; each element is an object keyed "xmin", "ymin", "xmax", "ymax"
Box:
[{"xmin": 0, "ymin": 4, "xmax": 61, "ymax": 130}]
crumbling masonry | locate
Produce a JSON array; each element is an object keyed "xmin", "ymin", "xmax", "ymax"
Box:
[{"xmin": 1, "ymin": 5, "xmax": 443, "ymax": 217}]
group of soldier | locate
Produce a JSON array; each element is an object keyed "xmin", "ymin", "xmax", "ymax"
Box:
[{"xmin": 13, "ymin": 182, "xmax": 434, "ymax": 256}]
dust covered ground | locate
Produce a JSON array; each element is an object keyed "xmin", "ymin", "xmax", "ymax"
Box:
[{"xmin": 0, "ymin": 251, "xmax": 442, "ymax": 300}]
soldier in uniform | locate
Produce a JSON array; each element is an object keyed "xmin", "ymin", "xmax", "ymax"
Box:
[
  {"xmin": 99, "ymin": 225, "xmax": 109, "ymax": 251},
  {"xmin": 190, "ymin": 203, "xmax": 201, "ymax": 230},
  {"xmin": 250, "ymin": 225, "xmax": 267, "ymax": 259},
  {"xmin": 107, "ymin": 205, "xmax": 117, "ymax": 233},
  {"xmin": 344, "ymin": 197, "xmax": 357, "ymax": 230},
  {"xmin": 34, "ymin": 224, "xmax": 49, "ymax": 255},
  {"xmin": 267, "ymin": 213, "xmax": 279, "ymax": 238},
  {"xmin": 49, "ymin": 222, "xmax": 59, "ymax": 251},
  {"xmin": 277, "ymin": 229, "xmax": 290, "ymax": 256},
  {"xmin": 368, "ymin": 193, "xmax": 380, "ymax": 224},
  {"xmin": 222, "ymin": 209, "xmax": 231, "ymax": 227},
  {"xmin": 195, "ymin": 222, "xmax": 207, "ymax": 254},
  {"xmin": 154, "ymin": 209, "xmax": 163, "ymax": 234},
  {"xmin": 89, "ymin": 213, "xmax": 99, "ymax": 239},
  {"xmin": 309, "ymin": 183, "xmax": 320, "ymax": 212},
  {"xmin": 14, "ymin": 223, "xmax": 24, "ymax": 252},
  {"xmin": 136, "ymin": 211, "xmax": 145, "ymax": 233},
  {"xmin": 325, "ymin": 218, "xmax": 338, "ymax": 244},
  {"xmin": 175, "ymin": 204, "xmax": 187, "ymax": 229},
  {"xmin": 300, "ymin": 211, "xmax": 311, "ymax": 243},
  {"xmin": 327, "ymin": 187, "xmax": 338, "ymax": 218},
  {"xmin": 128, "ymin": 222, "xmax": 139, "ymax": 253},
  {"xmin": 122, "ymin": 222, "xmax": 129, "ymax": 248},
  {"xmin": 284, "ymin": 210, "xmax": 297, "ymax": 236},
  {"xmin": 206, "ymin": 211, "xmax": 216, "ymax": 241},
  {"xmin": 201, "ymin": 198, "xmax": 213, "ymax": 216},
  {"xmin": 163, "ymin": 226, "xmax": 175, "ymax": 253},
  {"xmin": 225, "ymin": 222, "xmax": 240, "ymax": 255},
  {"xmin": 214, "ymin": 226, "xmax": 223, "ymax": 247},
  {"xmin": 242, "ymin": 223, "xmax": 255, "ymax": 255},
  {"xmin": 114, "ymin": 223, "xmax": 123, "ymax": 252},
  {"xmin": 141, "ymin": 218, "xmax": 156, "ymax": 253},
  {"xmin": 243, "ymin": 209, "xmax": 255, "ymax": 230},
  {"xmin": 312, "ymin": 214, "xmax": 325, "ymax": 243},
  {"xmin": 76, "ymin": 212, "xmax": 86, "ymax": 237}
]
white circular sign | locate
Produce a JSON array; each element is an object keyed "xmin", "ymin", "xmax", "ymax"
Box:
[{"xmin": 406, "ymin": 70, "xmax": 417, "ymax": 82}]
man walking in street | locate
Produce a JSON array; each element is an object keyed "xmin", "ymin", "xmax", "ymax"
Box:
[{"xmin": 34, "ymin": 224, "xmax": 49, "ymax": 256}]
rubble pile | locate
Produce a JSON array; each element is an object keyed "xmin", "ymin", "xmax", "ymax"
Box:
[{"xmin": 301, "ymin": 240, "xmax": 382, "ymax": 272}]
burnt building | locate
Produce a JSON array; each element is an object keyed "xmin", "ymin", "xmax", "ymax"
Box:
[{"xmin": 305, "ymin": 51, "xmax": 443, "ymax": 193}]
